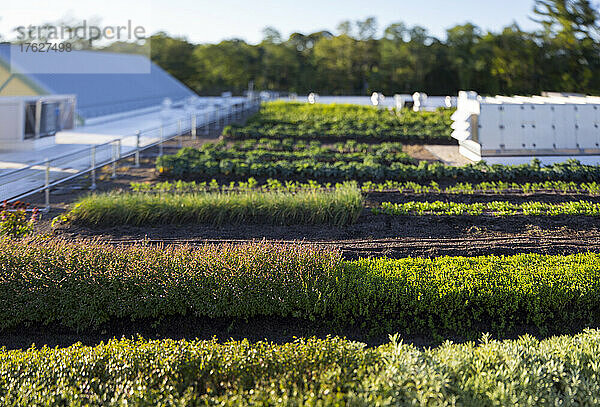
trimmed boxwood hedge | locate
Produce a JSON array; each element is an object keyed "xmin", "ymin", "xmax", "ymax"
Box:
[
  {"xmin": 2, "ymin": 239, "xmax": 600, "ymax": 339},
  {"xmin": 4, "ymin": 331, "xmax": 600, "ymax": 405}
]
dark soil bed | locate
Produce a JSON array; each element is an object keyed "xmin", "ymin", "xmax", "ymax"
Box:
[
  {"xmin": 17, "ymin": 145, "xmax": 600, "ymax": 259},
  {"xmin": 1, "ymin": 315, "xmax": 596, "ymax": 350},
  {"xmin": 54, "ymin": 211, "xmax": 600, "ymax": 259}
]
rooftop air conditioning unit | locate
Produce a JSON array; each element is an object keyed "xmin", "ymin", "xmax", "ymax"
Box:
[
  {"xmin": 371, "ymin": 92, "xmax": 385, "ymax": 106},
  {"xmin": 0, "ymin": 95, "xmax": 76, "ymax": 151},
  {"xmin": 308, "ymin": 93, "xmax": 319, "ymax": 104}
]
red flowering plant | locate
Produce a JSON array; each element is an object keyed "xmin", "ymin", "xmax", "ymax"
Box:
[{"xmin": 0, "ymin": 201, "xmax": 38, "ymax": 238}]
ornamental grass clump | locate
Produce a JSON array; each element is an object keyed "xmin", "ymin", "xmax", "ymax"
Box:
[{"xmin": 64, "ymin": 183, "xmax": 363, "ymax": 227}]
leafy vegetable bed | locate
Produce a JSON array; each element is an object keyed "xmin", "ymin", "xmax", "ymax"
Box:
[
  {"xmin": 375, "ymin": 200, "xmax": 600, "ymax": 216},
  {"xmin": 156, "ymin": 139, "xmax": 415, "ymax": 179},
  {"xmin": 222, "ymin": 101, "xmax": 454, "ymax": 144},
  {"xmin": 4, "ymin": 331, "xmax": 600, "ymax": 405},
  {"xmin": 133, "ymin": 178, "xmax": 600, "ymax": 195},
  {"xmin": 3, "ymin": 239, "xmax": 600, "ymax": 339},
  {"xmin": 179, "ymin": 140, "xmax": 414, "ymax": 164},
  {"xmin": 157, "ymin": 150, "xmax": 600, "ymax": 182}
]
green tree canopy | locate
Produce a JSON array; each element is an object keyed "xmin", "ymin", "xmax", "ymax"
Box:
[{"xmin": 114, "ymin": 1, "xmax": 600, "ymax": 96}]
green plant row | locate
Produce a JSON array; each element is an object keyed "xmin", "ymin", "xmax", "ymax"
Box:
[
  {"xmin": 62, "ymin": 185, "xmax": 363, "ymax": 227},
  {"xmin": 157, "ymin": 156, "xmax": 600, "ymax": 183},
  {"xmin": 156, "ymin": 138, "xmax": 415, "ymax": 179},
  {"xmin": 130, "ymin": 178, "xmax": 328, "ymax": 193},
  {"xmin": 131, "ymin": 178, "xmax": 600, "ymax": 195},
  {"xmin": 212, "ymin": 138, "xmax": 408, "ymax": 154},
  {"xmin": 156, "ymin": 154, "xmax": 412, "ymax": 179},
  {"xmin": 222, "ymin": 101, "xmax": 454, "ymax": 144},
  {"xmin": 160, "ymin": 145, "xmax": 414, "ymax": 169},
  {"xmin": 4, "ymin": 331, "xmax": 600, "ymax": 406},
  {"xmin": 363, "ymin": 179, "xmax": 600, "ymax": 195},
  {"xmin": 375, "ymin": 200, "xmax": 600, "ymax": 217},
  {"xmin": 0, "ymin": 201, "xmax": 38, "ymax": 238},
  {"xmin": 3, "ymin": 239, "xmax": 600, "ymax": 340}
]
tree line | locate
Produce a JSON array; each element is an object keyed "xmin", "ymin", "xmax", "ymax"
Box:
[
  {"xmin": 143, "ymin": 1, "xmax": 599, "ymax": 96},
  {"xmin": 7, "ymin": 0, "xmax": 599, "ymax": 97}
]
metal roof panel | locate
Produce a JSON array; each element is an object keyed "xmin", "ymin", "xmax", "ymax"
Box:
[{"xmin": 0, "ymin": 44, "xmax": 196, "ymax": 119}]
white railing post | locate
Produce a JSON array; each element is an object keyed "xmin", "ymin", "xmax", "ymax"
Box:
[
  {"xmin": 90, "ymin": 146, "xmax": 97, "ymax": 190},
  {"xmin": 34, "ymin": 100, "xmax": 42, "ymax": 139},
  {"xmin": 44, "ymin": 158, "xmax": 50, "ymax": 209},
  {"xmin": 135, "ymin": 130, "xmax": 141, "ymax": 167},
  {"xmin": 112, "ymin": 143, "xmax": 116, "ymax": 178},
  {"xmin": 111, "ymin": 143, "xmax": 116, "ymax": 178},
  {"xmin": 159, "ymin": 125, "xmax": 164, "ymax": 157},
  {"xmin": 178, "ymin": 119, "xmax": 182, "ymax": 148},
  {"xmin": 191, "ymin": 115, "xmax": 197, "ymax": 139}
]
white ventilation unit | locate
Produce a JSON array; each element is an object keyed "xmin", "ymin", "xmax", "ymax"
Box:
[
  {"xmin": 307, "ymin": 93, "xmax": 319, "ymax": 104},
  {"xmin": 452, "ymin": 91, "xmax": 600, "ymax": 162},
  {"xmin": 394, "ymin": 94, "xmax": 412, "ymax": 109},
  {"xmin": 371, "ymin": 92, "xmax": 385, "ymax": 106},
  {"xmin": 413, "ymin": 92, "xmax": 457, "ymax": 112},
  {"xmin": 0, "ymin": 95, "xmax": 76, "ymax": 151}
]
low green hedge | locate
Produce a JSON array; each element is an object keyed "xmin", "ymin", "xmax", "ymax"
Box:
[
  {"xmin": 2, "ymin": 239, "xmax": 600, "ymax": 339},
  {"xmin": 4, "ymin": 331, "xmax": 600, "ymax": 405},
  {"xmin": 63, "ymin": 185, "xmax": 363, "ymax": 227},
  {"xmin": 375, "ymin": 200, "xmax": 600, "ymax": 216}
]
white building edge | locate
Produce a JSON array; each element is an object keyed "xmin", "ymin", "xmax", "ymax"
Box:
[
  {"xmin": 0, "ymin": 45, "xmax": 261, "ymax": 201},
  {"xmin": 452, "ymin": 91, "xmax": 600, "ymax": 164},
  {"xmin": 0, "ymin": 44, "xmax": 258, "ymax": 158}
]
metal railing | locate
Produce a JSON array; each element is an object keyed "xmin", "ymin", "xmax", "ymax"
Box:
[{"xmin": 0, "ymin": 97, "xmax": 261, "ymax": 207}]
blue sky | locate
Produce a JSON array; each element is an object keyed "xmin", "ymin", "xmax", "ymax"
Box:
[{"xmin": 3, "ymin": 0, "xmax": 540, "ymax": 44}]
